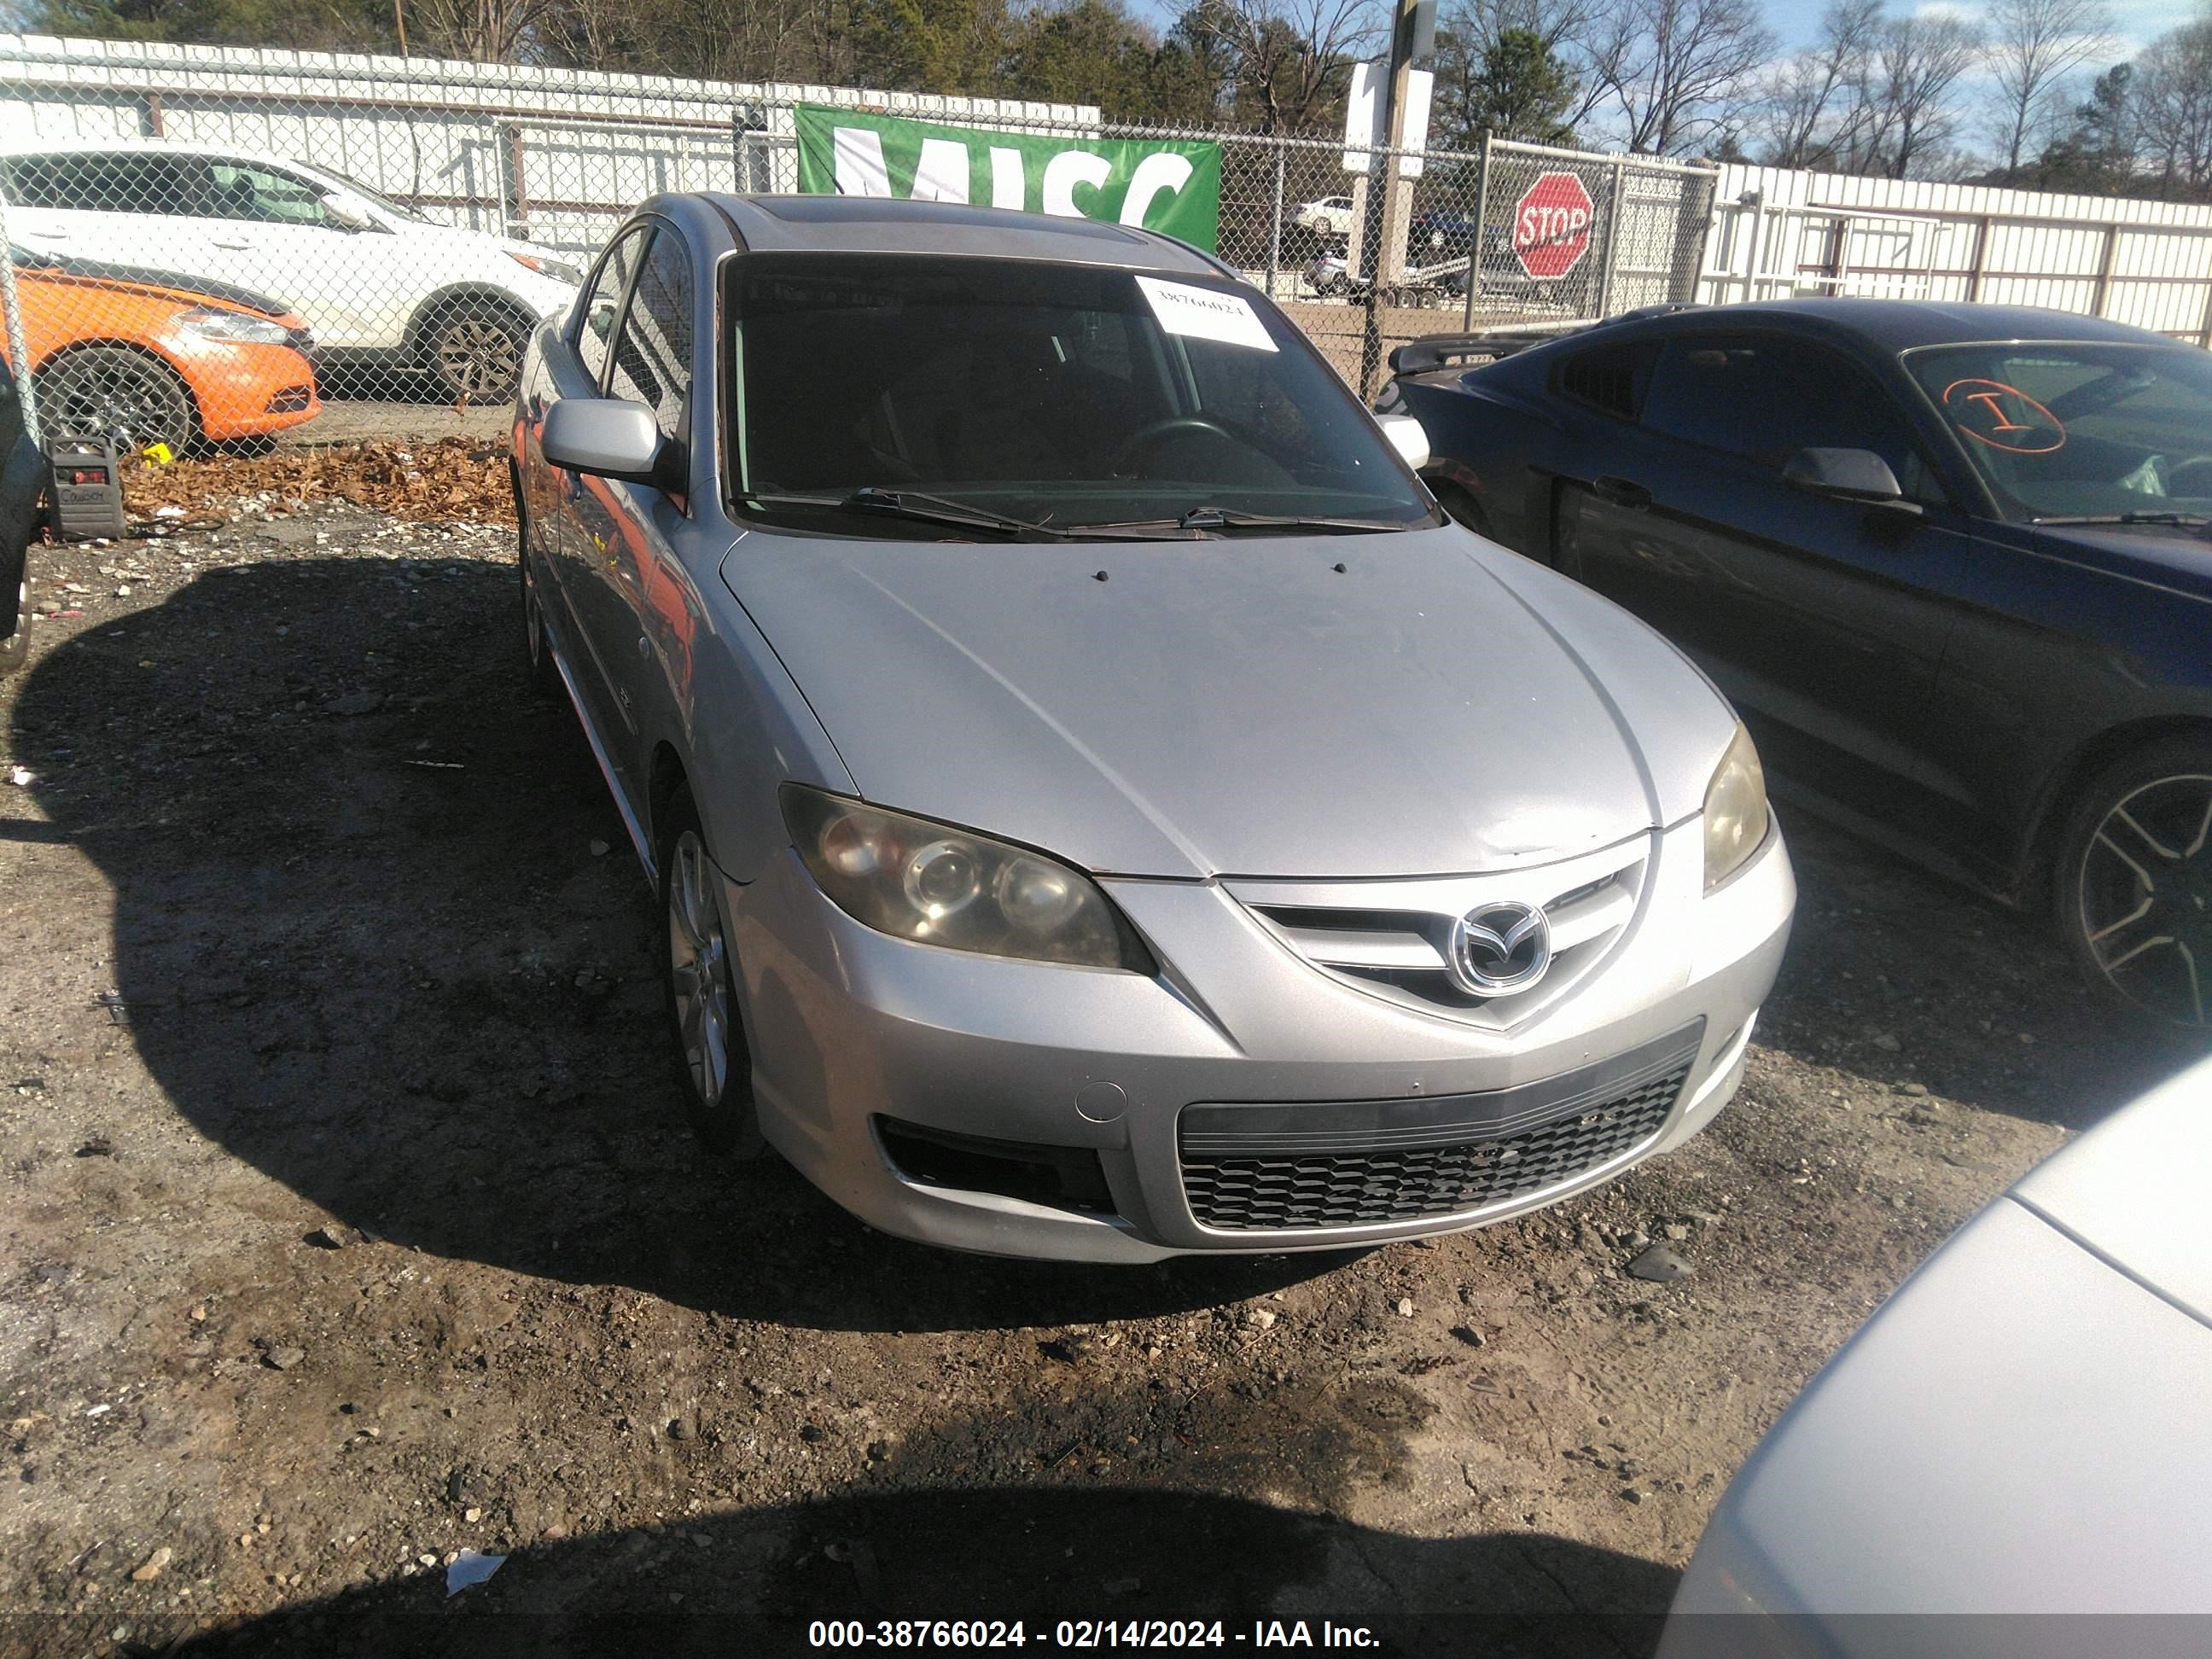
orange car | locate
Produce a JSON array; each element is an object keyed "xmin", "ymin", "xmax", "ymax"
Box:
[{"xmin": 3, "ymin": 248, "xmax": 319, "ymax": 451}]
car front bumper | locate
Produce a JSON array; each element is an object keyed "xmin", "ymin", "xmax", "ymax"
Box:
[{"xmin": 728, "ymin": 818, "xmax": 1794, "ymax": 1262}]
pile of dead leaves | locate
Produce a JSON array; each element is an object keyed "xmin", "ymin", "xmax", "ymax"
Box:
[{"xmin": 121, "ymin": 438, "xmax": 516, "ymax": 527}]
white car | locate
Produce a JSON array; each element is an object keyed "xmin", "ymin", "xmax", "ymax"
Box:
[
  {"xmin": 1294, "ymin": 195, "xmax": 1355, "ymax": 238},
  {"xmin": 0, "ymin": 138, "xmax": 582, "ymax": 399},
  {"xmin": 1662, "ymin": 1058, "xmax": 2212, "ymax": 1648}
]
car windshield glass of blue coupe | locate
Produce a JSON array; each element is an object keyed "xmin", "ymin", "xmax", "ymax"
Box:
[
  {"xmin": 730, "ymin": 254, "xmax": 1435, "ymax": 534},
  {"xmin": 1905, "ymin": 340, "xmax": 2212, "ymax": 521}
]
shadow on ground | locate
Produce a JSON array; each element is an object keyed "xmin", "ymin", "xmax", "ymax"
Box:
[
  {"xmin": 9, "ymin": 555, "xmax": 1356, "ymax": 1333},
  {"xmin": 98, "ymin": 1488, "xmax": 1677, "ymax": 1658}
]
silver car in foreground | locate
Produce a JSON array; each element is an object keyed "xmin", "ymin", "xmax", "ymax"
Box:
[
  {"xmin": 509, "ymin": 194, "xmax": 1796, "ymax": 1261},
  {"xmin": 1662, "ymin": 1058, "xmax": 2212, "ymax": 1653}
]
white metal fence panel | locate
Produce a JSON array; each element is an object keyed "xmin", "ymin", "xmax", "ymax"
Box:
[{"xmin": 1703, "ymin": 164, "xmax": 2212, "ymax": 343}]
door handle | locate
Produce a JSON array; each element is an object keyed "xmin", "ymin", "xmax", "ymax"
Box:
[
  {"xmin": 1592, "ymin": 476, "xmax": 1652, "ymax": 510},
  {"xmin": 211, "ymin": 239, "xmax": 255, "ymax": 250}
]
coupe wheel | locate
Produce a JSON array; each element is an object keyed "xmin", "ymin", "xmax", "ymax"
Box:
[
  {"xmin": 36, "ymin": 347, "xmax": 195, "ymax": 454},
  {"xmin": 2057, "ymin": 738, "xmax": 2212, "ymax": 1029},
  {"xmin": 659, "ymin": 788, "xmax": 765, "ymax": 1156},
  {"xmin": 519, "ymin": 531, "xmax": 561, "ymax": 699},
  {"xmin": 425, "ymin": 302, "xmax": 528, "ymax": 403}
]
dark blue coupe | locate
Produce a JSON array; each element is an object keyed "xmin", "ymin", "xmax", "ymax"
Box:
[{"xmin": 1387, "ymin": 299, "xmax": 2212, "ymax": 1028}]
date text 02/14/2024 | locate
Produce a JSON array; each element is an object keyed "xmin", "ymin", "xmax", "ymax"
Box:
[{"xmin": 806, "ymin": 1621, "xmax": 1382, "ymax": 1648}]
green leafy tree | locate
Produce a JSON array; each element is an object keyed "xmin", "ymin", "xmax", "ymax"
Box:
[
  {"xmin": 19, "ymin": 0, "xmax": 400, "ymax": 50},
  {"xmin": 1434, "ymin": 24, "xmax": 1579, "ymax": 144}
]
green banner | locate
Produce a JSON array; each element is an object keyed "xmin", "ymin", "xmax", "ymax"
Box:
[{"xmin": 793, "ymin": 105, "xmax": 1221, "ymax": 254}]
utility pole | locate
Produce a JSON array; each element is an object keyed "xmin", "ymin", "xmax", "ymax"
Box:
[
  {"xmin": 393, "ymin": 0, "xmax": 410, "ymax": 56},
  {"xmin": 1356, "ymin": 0, "xmax": 1434, "ymax": 399}
]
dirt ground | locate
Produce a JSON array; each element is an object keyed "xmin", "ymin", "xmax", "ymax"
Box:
[{"xmin": 0, "ymin": 483, "xmax": 2200, "ymax": 1658}]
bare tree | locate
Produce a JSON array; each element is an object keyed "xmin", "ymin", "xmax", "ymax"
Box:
[
  {"xmin": 1583, "ymin": 0, "xmax": 1775, "ymax": 154},
  {"xmin": 1864, "ymin": 12, "xmax": 1982, "ymax": 178},
  {"xmin": 1985, "ymin": 0, "xmax": 2115, "ymax": 173},
  {"xmin": 1187, "ymin": 0, "xmax": 1382, "ymax": 132},
  {"xmin": 2134, "ymin": 15, "xmax": 2212, "ymax": 195},
  {"xmin": 1445, "ymin": 0, "xmax": 1596, "ymax": 55},
  {"xmin": 1754, "ymin": 0, "xmax": 1882, "ymax": 168},
  {"xmin": 410, "ymin": 0, "xmax": 555, "ymax": 58}
]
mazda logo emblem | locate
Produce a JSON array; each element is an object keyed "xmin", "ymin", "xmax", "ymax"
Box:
[{"xmin": 1449, "ymin": 901, "xmax": 1551, "ymax": 995}]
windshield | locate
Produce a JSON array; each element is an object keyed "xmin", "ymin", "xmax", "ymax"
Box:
[
  {"xmin": 727, "ymin": 254, "xmax": 1435, "ymax": 538},
  {"xmin": 1904, "ymin": 341, "xmax": 2212, "ymax": 522}
]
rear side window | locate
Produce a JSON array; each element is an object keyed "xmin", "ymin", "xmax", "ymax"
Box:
[
  {"xmin": 4, "ymin": 152, "xmax": 210, "ymax": 215},
  {"xmin": 574, "ymin": 226, "xmax": 649, "ymax": 389},
  {"xmin": 608, "ymin": 227, "xmax": 693, "ymax": 446},
  {"xmin": 1556, "ymin": 338, "xmax": 1660, "ymax": 419}
]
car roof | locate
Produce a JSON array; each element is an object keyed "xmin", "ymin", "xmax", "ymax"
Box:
[
  {"xmin": 0, "ymin": 136, "xmax": 306, "ymax": 164},
  {"xmin": 1623, "ymin": 295, "xmax": 2176, "ymax": 352},
  {"xmin": 698, "ymin": 194, "xmax": 1231, "ymax": 278}
]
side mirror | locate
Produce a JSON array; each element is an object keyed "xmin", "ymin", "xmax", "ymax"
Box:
[
  {"xmin": 317, "ymin": 189, "xmax": 377, "ymax": 231},
  {"xmin": 1784, "ymin": 447, "xmax": 1920, "ymax": 515},
  {"xmin": 543, "ymin": 398, "xmax": 663, "ymax": 483},
  {"xmin": 1378, "ymin": 413, "xmax": 1429, "ymax": 472}
]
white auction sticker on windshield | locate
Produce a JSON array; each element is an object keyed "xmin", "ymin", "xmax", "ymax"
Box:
[{"xmin": 1135, "ymin": 276, "xmax": 1278, "ymax": 352}]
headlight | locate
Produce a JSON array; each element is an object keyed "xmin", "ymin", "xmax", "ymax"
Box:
[
  {"xmin": 1703, "ymin": 722, "xmax": 1770, "ymax": 890},
  {"xmin": 509, "ymin": 251, "xmax": 584, "ymax": 286},
  {"xmin": 173, "ymin": 306, "xmax": 292, "ymax": 346},
  {"xmin": 782, "ymin": 784, "xmax": 1153, "ymax": 971}
]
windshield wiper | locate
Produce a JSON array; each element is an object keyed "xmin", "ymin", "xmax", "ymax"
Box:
[
  {"xmin": 1071, "ymin": 505, "xmax": 1412, "ymax": 535},
  {"xmin": 740, "ymin": 487, "xmax": 1069, "ymax": 540},
  {"xmin": 2033, "ymin": 510, "xmax": 2211, "ymax": 527}
]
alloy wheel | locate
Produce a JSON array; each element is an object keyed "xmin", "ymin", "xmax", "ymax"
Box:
[
  {"xmin": 2075, "ymin": 771, "xmax": 2212, "ymax": 1027},
  {"xmin": 667, "ymin": 829, "xmax": 733, "ymax": 1108},
  {"xmin": 433, "ymin": 314, "xmax": 522, "ymax": 401}
]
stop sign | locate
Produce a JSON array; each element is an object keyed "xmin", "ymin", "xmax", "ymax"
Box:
[{"xmin": 1512, "ymin": 172, "xmax": 1595, "ymax": 280}]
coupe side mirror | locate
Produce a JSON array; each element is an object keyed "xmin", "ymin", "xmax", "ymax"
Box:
[
  {"xmin": 1378, "ymin": 413, "xmax": 1430, "ymax": 472},
  {"xmin": 543, "ymin": 398, "xmax": 664, "ymax": 484},
  {"xmin": 317, "ymin": 189, "xmax": 377, "ymax": 231},
  {"xmin": 1784, "ymin": 447, "xmax": 1920, "ymax": 515}
]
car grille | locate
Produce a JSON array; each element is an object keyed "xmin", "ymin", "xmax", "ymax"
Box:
[
  {"xmin": 1226, "ymin": 835, "xmax": 1650, "ymax": 1029},
  {"xmin": 1179, "ymin": 1022, "xmax": 1700, "ymax": 1231}
]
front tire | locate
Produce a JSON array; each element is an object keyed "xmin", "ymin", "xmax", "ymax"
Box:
[
  {"xmin": 36, "ymin": 347, "xmax": 195, "ymax": 454},
  {"xmin": 2054, "ymin": 736, "xmax": 2212, "ymax": 1030},
  {"xmin": 659, "ymin": 788, "xmax": 766, "ymax": 1156}
]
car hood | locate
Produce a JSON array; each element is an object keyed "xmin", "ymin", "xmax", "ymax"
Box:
[
  {"xmin": 2031, "ymin": 521, "xmax": 2212, "ymax": 599},
  {"xmin": 2010, "ymin": 1058, "xmax": 2212, "ymax": 1324},
  {"xmin": 722, "ymin": 523, "xmax": 1735, "ymax": 879}
]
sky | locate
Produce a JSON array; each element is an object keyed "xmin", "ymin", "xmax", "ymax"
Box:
[{"xmin": 1128, "ymin": 0, "xmax": 2201, "ymax": 57}]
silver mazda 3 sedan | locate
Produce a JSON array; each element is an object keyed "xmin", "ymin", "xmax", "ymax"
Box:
[{"xmin": 509, "ymin": 194, "xmax": 1796, "ymax": 1262}]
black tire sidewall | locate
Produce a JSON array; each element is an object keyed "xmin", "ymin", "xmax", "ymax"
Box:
[
  {"xmin": 2052, "ymin": 735, "xmax": 2212, "ymax": 1030},
  {"xmin": 655, "ymin": 789, "xmax": 765, "ymax": 1158},
  {"xmin": 519, "ymin": 533, "xmax": 561, "ymax": 699}
]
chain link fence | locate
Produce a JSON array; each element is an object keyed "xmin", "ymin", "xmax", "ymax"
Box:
[{"xmin": 0, "ymin": 35, "xmax": 1719, "ymax": 459}]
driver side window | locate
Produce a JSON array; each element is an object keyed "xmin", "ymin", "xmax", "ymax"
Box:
[
  {"xmin": 1641, "ymin": 334, "xmax": 1948, "ymax": 505},
  {"xmin": 574, "ymin": 227, "xmax": 649, "ymax": 390},
  {"xmin": 207, "ymin": 160, "xmax": 339, "ymax": 228}
]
